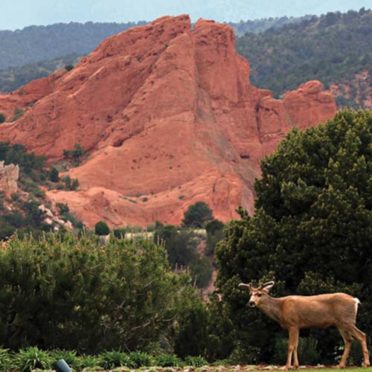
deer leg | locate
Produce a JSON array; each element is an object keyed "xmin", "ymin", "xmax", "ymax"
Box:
[
  {"xmin": 350, "ymin": 325, "xmax": 370, "ymax": 368},
  {"xmin": 286, "ymin": 327, "xmax": 299, "ymax": 370},
  {"xmin": 338, "ymin": 329, "xmax": 352, "ymax": 368},
  {"xmin": 293, "ymin": 333, "xmax": 300, "ymax": 369}
]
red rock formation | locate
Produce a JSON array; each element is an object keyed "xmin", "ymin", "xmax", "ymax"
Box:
[{"xmin": 0, "ymin": 15, "xmax": 337, "ymax": 227}]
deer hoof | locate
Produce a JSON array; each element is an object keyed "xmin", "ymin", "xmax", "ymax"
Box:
[
  {"xmin": 337, "ymin": 363, "xmax": 346, "ymax": 369},
  {"xmin": 362, "ymin": 362, "xmax": 370, "ymax": 368},
  {"xmin": 293, "ymin": 364, "xmax": 299, "ymax": 369}
]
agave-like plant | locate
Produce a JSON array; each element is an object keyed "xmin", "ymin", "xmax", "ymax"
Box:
[{"xmin": 15, "ymin": 347, "xmax": 52, "ymax": 372}]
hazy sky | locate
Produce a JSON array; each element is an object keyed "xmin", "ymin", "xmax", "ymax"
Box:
[{"xmin": 1, "ymin": 0, "xmax": 371, "ymax": 30}]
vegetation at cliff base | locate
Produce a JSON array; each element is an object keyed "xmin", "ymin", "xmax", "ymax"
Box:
[{"xmin": 216, "ymin": 109, "xmax": 372, "ymax": 364}]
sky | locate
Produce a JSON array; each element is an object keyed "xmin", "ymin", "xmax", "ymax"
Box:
[{"xmin": 1, "ymin": 0, "xmax": 372, "ymax": 30}]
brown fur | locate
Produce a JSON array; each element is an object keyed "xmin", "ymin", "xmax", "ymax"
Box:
[{"xmin": 239, "ymin": 282, "xmax": 370, "ymax": 369}]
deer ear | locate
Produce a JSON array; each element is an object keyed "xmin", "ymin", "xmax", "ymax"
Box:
[
  {"xmin": 262, "ymin": 281, "xmax": 275, "ymax": 292},
  {"xmin": 238, "ymin": 282, "xmax": 251, "ymax": 291}
]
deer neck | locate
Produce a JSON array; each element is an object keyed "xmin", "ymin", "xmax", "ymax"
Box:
[{"xmin": 258, "ymin": 296, "xmax": 283, "ymax": 324}]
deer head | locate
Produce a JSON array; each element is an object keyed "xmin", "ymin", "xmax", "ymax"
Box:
[{"xmin": 239, "ymin": 281, "xmax": 275, "ymax": 308}]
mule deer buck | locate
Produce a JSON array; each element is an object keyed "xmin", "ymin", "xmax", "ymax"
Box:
[{"xmin": 239, "ymin": 281, "xmax": 370, "ymax": 369}]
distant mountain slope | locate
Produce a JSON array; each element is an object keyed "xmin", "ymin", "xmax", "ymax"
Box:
[
  {"xmin": 0, "ymin": 55, "xmax": 78, "ymax": 92},
  {"xmin": 236, "ymin": 8, "xmax": 372, "ymax": 108},
  {"xmin": 0, "ymin": 21, "xmax": 145, "ymax": 70},
  {"xmin": 228, "ymin": 15, "xmax": 312, "ymax": 36}
]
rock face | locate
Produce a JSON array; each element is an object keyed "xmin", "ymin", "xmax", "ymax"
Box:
[
  {"xmin": 0, "ymin": 15, "xmax": 337, "ymax": 227},
  {"xmin": 0, "ymin": 161, "xmax": 19, "ymax": 196}
]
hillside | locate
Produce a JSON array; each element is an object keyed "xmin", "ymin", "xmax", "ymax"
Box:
[
  {"xmin": 0, "ymin": 22, "xmax": 146, "ymax": 71},
  {"xmin": 0, "ymin": 15, "xmax": 336, "ymax": 227},
  {"xmin": 236, "ymin": 8, "xmax": 372, "ymax": 108}
]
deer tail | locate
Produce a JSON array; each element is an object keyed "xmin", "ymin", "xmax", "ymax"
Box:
[{"xmin": 354, "ymin": 297, "xmax": 361, "ymax": 315}]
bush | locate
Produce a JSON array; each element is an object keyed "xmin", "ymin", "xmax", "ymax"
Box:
[
  {"xmin": 0, "ymin": 234, "xmax": 203, "ymax": 353},
  {"xmin": 49, "ymin": 167, "xmax": 59, "ymax": 182},
  {"xmin": 49, "ymin": 350, "xmax": 81, "ymax": 370},
  {"xmin": 0, "ymin": 349, "xmax": 13, "ymax": 371},
  {"xmin": 65, "ymin": 64, "xmax": 74, "ymax": 71},
  {"xmin": 182, "ymin": 201, "xmax": 213, "ymax": 228},
  {"xmin": 0, "ymin": 113, "xmax": 6, "ymax": 124},
  {"xmin": 127, "ymin": 351, "xmax": 153, "ymax": 368},
  {"xmin": 61, "ymin": 175, "xmax": 79, "ymax": 191},
  {"xmin": 185, "ymin": 355, "xmax": 208, "ymax": 367},
  {"xmin": 63, "ymin": 144, "xmax": 85, "ymax": 165},
  {"xmin": 95, "ymin": 220, "xmax": 110, "ymax": 236},
  {"xmin": 154, "ymin": 353, "xmax": 182, "ymax": 367},
  {"xmin": 113, "ymin": 228, "xmax": 126, "ymax": 239},
  {"xmin": 15, "ymin": 347, "xmax": 51, "ymax": 372},
  {"xmin": 99, "ymin": 351, "xmax": 129, "ymax": 369}
]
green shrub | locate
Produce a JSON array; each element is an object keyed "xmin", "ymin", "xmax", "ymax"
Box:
[
  {"xmin": 61, "ymin": 176, "xmax": 79, "ymax": 191},
  {"xmin": 56, "ymin": 202, "xmax": 69, "ymax": 215},
  {"xmin": 79, "ymin": 354, "xmax": 101, "ymax": 369},
  {"xmin": 63, "ymin": 144, "xmax": 85, "ymax": 165},
  {"xmin": 49, "ymin": 167, "xmax": 59, "ymax": 182},
  {"xmin": 65, "ymin": 64, "xmax": 74, "ymax": 71},
  {"xmin": 12, "ymin": 107, "xmax": 24, "ymax": 121},
  {"xmin": 0, "ymin": 234, "xmax": 202, "ymax": 353},
  {"xmin": 95, "ymin": 220, "xmax": 110, "ymax": 235},
  {"xmin": 15, "ymin": 347, "xmax": 52, "ymax": 372},
  {"xmin": 0, "ymin": 348, "xmax": 13, "ymax": 371},
  {"xmin": 49, "ymin": 350, "xmax": 81, "ymax": 370},
  {"xmin": 127, "ymin": 351, "xmax": 153, "ymax": 368},
  {"xmin": 182, "ymin": 201, "xmax": 213, "ymax": 228},
  {"xmin": 154, "ymin": 354, "xmax": 182, "ymax": 367},
  {"xmin": 0, "ymin": 113, "xmax": 6, "ymax": 124},
  {"xmin": 113, "ymin": 228, "xmax": 126, "ymax": 239},
  {"xmin": 99, "ymin": 351, "xmax": 129, "ymax": 369},
  {"xmin": 185, "ymin": 355, "xmax": 208, "ymax": 367}
]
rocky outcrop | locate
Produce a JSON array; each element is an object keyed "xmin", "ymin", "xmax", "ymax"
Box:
[
  {"xmin": 0, "ymin": 16, "xmax": 337, "ymax": 227},
  {"xmin": 0, "ymin": 161, "xmax": 19, "ymax": 196}
]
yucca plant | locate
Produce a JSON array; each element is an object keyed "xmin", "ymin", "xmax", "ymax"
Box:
[
  {"xmin": 154, "ymin": 354, "xmax": 182, "ymax": 367},
  {"xmin": 127, "ymin": 351, "xmax": 153, "ymax": 368},
  {"xmin": 98, "ymin": 351, "xmax": 129, "ymax": 369},
  {"xmin": 49, "ymin": 349, "xmax": 82, "ymax": 370},
  {"xmin": 184, "ymin": 355, "xmax": 208, "ymax": 367},
  {"xmin": 0, "ymin": 348, "xmax": 13, "ymax": 371},
  {"xmin": 15, "ymin": 347, "xmax": 52, "ymax": 372},
  {"xmin": 79, "ymin": 354, "xmax": 101, "ymax": 369}
]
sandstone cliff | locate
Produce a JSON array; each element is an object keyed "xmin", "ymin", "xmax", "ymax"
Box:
[{"xmin": 0, "ymin": 15, "xmax": 337, "ymax": 227}]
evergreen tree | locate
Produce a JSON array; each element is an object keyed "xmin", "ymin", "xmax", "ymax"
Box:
[
  {"xmin": 217, "ymin": 110, "xmax": 372, "ymax": 363},
  {"xmin": 182, "ymin": 202, "xmax": 213, "ymax": 228}
]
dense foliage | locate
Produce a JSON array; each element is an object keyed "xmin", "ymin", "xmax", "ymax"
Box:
[
  {"xmin": 0, "ymin": 233, "xmax": 204, "ymax": 353},
  {"xmin": 154, "ymin": 223, "xmax": 213, "ymax": 288},
  {"xmin": 182, "ymin": 202, "xmax": 213, "ymax": 228},
  {"xmin": 216, "ymin": 110, "xmax": 372, "ymax": 364},
  {"xmin": 236, "ymin": 9, "xmax": 372, "ymax": 107},
  {"xmin": 0, "ymin": 346, "xmax": 208, "ymax": 371}
]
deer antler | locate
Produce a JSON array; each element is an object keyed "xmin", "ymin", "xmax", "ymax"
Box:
[
  {"xmin": 238, "ymin": 282, "xmax": 251, "ymax": 289},
  {"xmin": 259, "ymin": 281, "xmax": 275, "ymax": 289}
]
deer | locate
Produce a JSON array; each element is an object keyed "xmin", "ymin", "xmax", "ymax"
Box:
[{"xmin": 239, "ymin": 281, "xmax": 370, "ymax": 370}]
